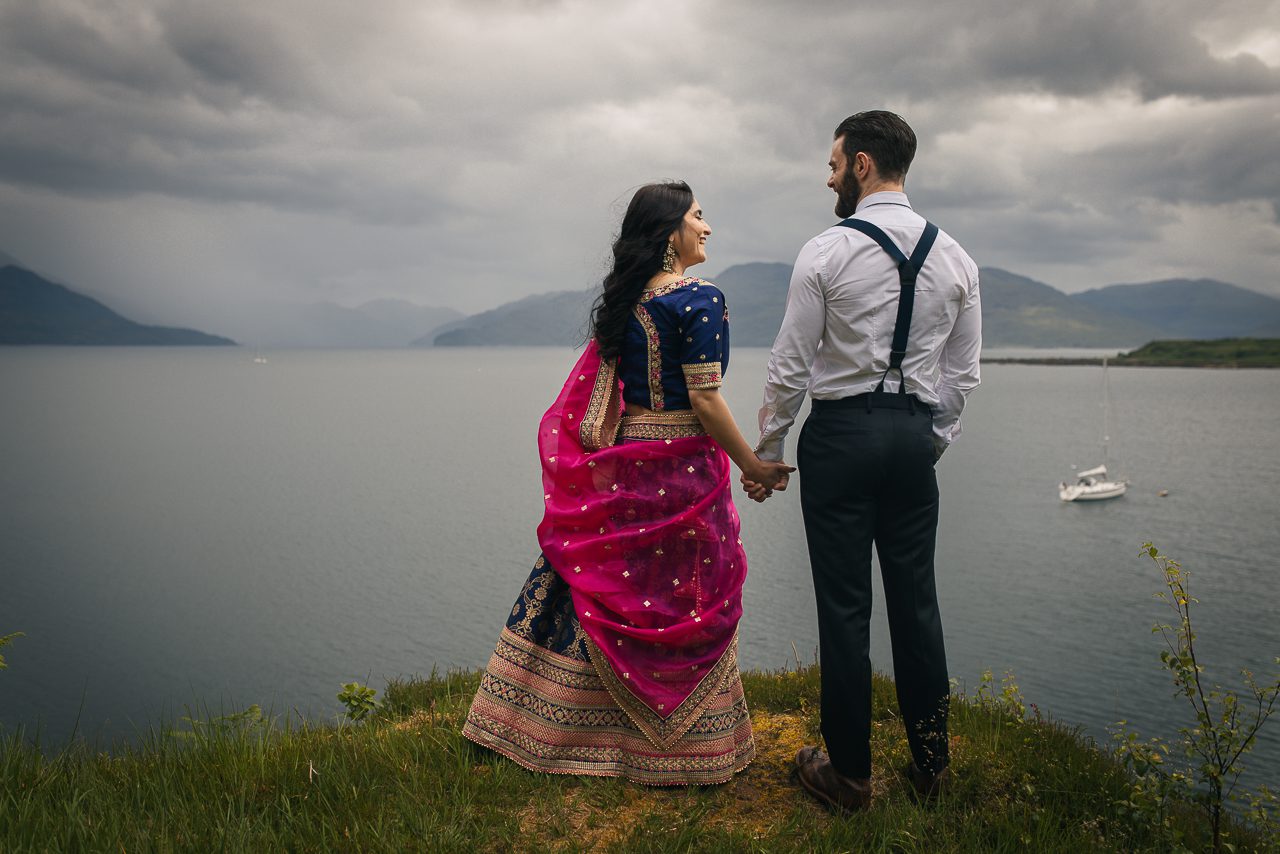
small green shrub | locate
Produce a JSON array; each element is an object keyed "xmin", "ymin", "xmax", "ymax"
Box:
[
  {"xmin": 0, "ymin": 631, "xmax": 22, "ymax": 670},
  {"xmin": 338, "ymin": 681, "xmax": 381, "ymax": 722},
  {"xmin": 1112, "ymin": 543, "xmax": 1280, "ymax": 852}
]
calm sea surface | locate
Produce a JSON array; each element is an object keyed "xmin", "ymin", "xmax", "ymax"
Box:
[{"xmin": 1, "ymin": 347, "xmax": 1277, "ymax": 787}]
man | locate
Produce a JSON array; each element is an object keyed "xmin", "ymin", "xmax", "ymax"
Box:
[{"xmin": 749, "ymin": 110, "xmax": 981, "ymax": 812}]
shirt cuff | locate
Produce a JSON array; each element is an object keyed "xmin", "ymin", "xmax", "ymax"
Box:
[{"xmin": 754, "ymin": 434, "xmax": 786, "ymax": 462}]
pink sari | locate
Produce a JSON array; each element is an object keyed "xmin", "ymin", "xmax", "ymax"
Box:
[{"xmin": 535, "ymin": 340, "xmax": 747, "ymax": 748}]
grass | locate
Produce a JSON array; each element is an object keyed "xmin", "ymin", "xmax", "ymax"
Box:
[
  {"xmin": 1113, "ymin": 338, "xmax": 1280, "ymax": 368},
  {"xmin": 2, "ymin": 665, "xmax": 1275, "ymax": 852}
]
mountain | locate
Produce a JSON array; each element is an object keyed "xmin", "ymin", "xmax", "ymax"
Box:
[
  {"xmin": 355, "ymin": 299, "xmax": 464, "ymax": 343},
  {"xmin": 711, "ymin": 262, "xmax": 792, "ymax": 345},
  {"xmin": 1071, "ymin": 279, "xmax": 1280, "ymax": 339},
  {"xmin": 214, "ymin": 298, "xmax": 463, "ymax": 349},
  {"xmin": 1, "ymin": 265, "xmax": 235, "ymax": 346},
  {"xmin": 426, "ymin": 264, "xmax": 793, "ymax": 348},
  {"xmin": 428, "ymin": 263, "xmax": 1163, "ymax": 348},
  {"xmin": 426, "ymin": 290, "xmax": 593, "ymax": 346},
  {"xmin": 978, "ymin": 267, "xmax": 1164, "ymax": 347}
]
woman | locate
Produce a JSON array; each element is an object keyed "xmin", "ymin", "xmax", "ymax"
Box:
[{"xmin": 462, "ymin": 181, "xmax": 793, "ymax": 785}]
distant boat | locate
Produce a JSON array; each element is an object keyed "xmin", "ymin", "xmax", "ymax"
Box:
[
  {"xmin": 1059, "ymin": 464, "xmax": 1128, "ymax": 501},
  {"xmin": 1059, "ymin": 357, "xmax": 1128, "ymax": 502},
  {"xmin": 252, "ymin": 350, "xmax": 269, "ymax": 365}
]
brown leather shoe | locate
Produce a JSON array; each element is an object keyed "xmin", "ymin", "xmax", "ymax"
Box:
[
  {"xmin": 904, "ymin": 762, "xmax": 950, "ymax": 801},
  {"xmin": 794, "ymin": 746, "xmax": 871, "ymax": 813}
]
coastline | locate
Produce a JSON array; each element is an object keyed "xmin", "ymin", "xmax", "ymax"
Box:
[
  {"xmin": 981, "ymin": 357, "xmax": 1280, "ymax": 368},
  {"xmin": 983, "ymin": 338, "xmax": 1280, "ymax": 368}
]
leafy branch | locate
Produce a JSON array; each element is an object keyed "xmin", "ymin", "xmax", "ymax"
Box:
[
  {"xmin": 1114, "ymin": 544, "xmax": 1280, "ymax": 852},
  {"xmin": 0, "ymin": 631, "xmax": 23, "ymax": 670}
]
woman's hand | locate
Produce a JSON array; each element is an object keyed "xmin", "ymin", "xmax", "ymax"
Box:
[
  {"xmin": 686, "ymin": 388, "xmax": 794, "ymax": 498},
  {"xmin": 741, "ymin": 474, "xmax": 772, "ymax": 503},
  {"xmin": 744, "ymin": 459, "xmax": 795, "ymax": 493}
]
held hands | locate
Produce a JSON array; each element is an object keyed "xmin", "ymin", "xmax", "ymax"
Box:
[{"xmin": 740, "ymin": 459, "xmax": 795, "ymax": 503}]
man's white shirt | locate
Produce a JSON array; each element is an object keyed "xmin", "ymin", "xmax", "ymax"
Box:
[{"xmin": 756, "ymin": 191, "xmax": 981, "ymax": 461}]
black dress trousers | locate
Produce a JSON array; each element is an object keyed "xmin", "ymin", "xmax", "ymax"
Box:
[{"xmin": 797, "ymin": 396, "xmax": 950, "ymax": 778}]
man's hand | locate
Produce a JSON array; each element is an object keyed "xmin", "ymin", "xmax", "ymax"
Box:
[
  {"xmin": 750, "ymin": 459, "xmax": 795, "ymax": 492},
  {"xmin": 741, "ymin": 460, "xmax": 795, "ymax": 503}
]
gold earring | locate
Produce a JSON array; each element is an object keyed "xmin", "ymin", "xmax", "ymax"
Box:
[{"xmin": 662, "ymin": 241, "xmax": 677, "ymax": 273}]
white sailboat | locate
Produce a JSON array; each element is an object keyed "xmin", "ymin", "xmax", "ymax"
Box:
[{"xmin": 1059, "ymin": 357, "xmax": 1128, "ymax": 502}]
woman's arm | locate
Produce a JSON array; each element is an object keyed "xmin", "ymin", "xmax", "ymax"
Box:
[{"xmin": 689, "ymin": 388, "xmax": 793, "ymax": 491}]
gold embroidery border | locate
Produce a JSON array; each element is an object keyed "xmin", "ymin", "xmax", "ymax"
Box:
[
  {"xmin": 579, "ymin": 356, "xmax": 621, "ymax": 452},
  {"xmin": 638, "ymin": 276, "xmax": 702, "ymax": 303},
  {"xmin": 585, "ymin": 631, "xmax": 739, "ymax": 750},
  {"xmin": 681, "ymin": 362, "xmax": 723, "ymax": 390},
  {"xmin": 631, "ymin": 304, "xmax": 664, "ymax": 411},
  {"xmin": 620, "ymin": 411, "xmax": 706, "ymax": 441}
]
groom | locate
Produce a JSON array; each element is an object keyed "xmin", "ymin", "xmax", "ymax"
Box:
[{"xmin": 747, "ymin": 110, "xmax": 981, "ymax": 811}]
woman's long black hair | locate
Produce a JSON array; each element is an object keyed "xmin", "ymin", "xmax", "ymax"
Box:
[{"xmin": 590, "ymin": 181, "xmax": 693, "ymax": 360}]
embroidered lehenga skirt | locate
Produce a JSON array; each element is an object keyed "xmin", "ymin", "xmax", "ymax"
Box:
[
  {"xmin": 462, "ymin": 555, "xmax": 755, "ymax": 785},
  {"xmin": 463, "ymin": 339, "xmax": 755, "ymax": 785}
]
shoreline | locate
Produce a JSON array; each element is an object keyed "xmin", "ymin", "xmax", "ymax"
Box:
[{"xmin": 981, "ymin": 356, "xmax": 1280, "ymax": 368}]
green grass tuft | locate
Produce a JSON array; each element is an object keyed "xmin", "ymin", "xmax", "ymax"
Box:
[{"xmin": 1, "ymin": 666, "xmax": 1275, "ymax": 852}]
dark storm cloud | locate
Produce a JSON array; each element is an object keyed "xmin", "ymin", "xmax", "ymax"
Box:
[
  {"xmin": 958, "ymin": 1, "xmax": 1279, "ymax": 100},
  {"xmin": 1082, "ymin": 105, "xmax": 1280, "ymax": 218},
  {"xmin": 0, "ymin": 0, "xmax": 1276, "ymax": 318}
]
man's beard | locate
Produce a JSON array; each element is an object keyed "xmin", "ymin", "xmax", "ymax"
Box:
[{"xmin": 833, "ymin": 169, "xmax": 861, "ymax": 218}]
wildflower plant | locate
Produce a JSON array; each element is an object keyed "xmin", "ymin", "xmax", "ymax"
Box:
[
  {"xmin": 0, "ymin": 631, "xmax": 21, "ymax": 670},
  {"xmin": 1112, "ymin": 543, "xmax": 1280, "ymax": 852},
  {"xmin": 338, "ymin": 681, "xmax": 381, "ymax": 722}
]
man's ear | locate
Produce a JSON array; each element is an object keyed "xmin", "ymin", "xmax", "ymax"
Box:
[{"xmin": 855, "ymin": 151, "xmax": 872, "ymax": 178}]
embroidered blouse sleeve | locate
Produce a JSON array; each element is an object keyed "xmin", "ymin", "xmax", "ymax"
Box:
[{"xmin": 678, "ymin": 285, "xmax": 727, "ymax": 390}]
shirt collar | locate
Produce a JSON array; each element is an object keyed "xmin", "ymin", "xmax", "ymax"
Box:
[{"xmin": 855, "ymin": 190, "xmax": 912, "ymax": 212}]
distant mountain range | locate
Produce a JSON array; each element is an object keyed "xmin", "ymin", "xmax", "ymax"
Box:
[
  {"xmin": 430, "ymin": 263, "xmax": 1280, "ymax": 349},
  {"xmin": 212, "ymin": 298, "xmax": 463, "ymax": 349},
  {"xmin": 1, "ymin": 265, "xmax": 235, "ymax": 346},
  {"xmin": 420, "ymin": 290, "xmax": 592, "ymax": 347},
  {"xmin": 7, "ymin": 246, "xmax": 1279, "ymax": 350},
  {"xmin": 423, "ymin": 264, "xmax": 804, "ymax": 350},
  {"xmin": 977, "ymin": 267, "xmax": 1167, "ymax": 347},
  {"xmin": 0, "ymin": 253, "xmax": 463, "ymax": 348},
  {"xmin": 1073, "ymin": 279, "xmax": 1280, "ymax": 339}
]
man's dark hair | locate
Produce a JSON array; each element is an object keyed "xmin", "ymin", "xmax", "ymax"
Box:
[{"xmin": 834, "ymin": 111, "xmax": 917, "ymax": 182}]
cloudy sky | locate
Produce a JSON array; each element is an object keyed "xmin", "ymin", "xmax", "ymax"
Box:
[{"xmin": 1, "ymin": 0, "xmax": 1277, "ymax": 327}]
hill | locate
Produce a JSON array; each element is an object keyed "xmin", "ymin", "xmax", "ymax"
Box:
[
  {"xmin": 1113, "ymin": 337, "xmax": 1280, "ymax": 368},
  {"xmin": 708, "ymin": 262, "xmax": 792, "ymax": 345},
  {"xmin": 1072, "ymin": 279, "xmax": 1280, "ymax": 339},
  {"xmin": 211, "ymin": 298, "xmax": 463, "ymax": 349},
  {"xmin": 977, "ymin": 267, "xmax": 1164, "ymax": 347},
  {"xmin": 425, "ymin": 264, "xmax": 794, "ymax": 348},
  {"xmin": 355, "ymin": 299, "xmax": 464, "ymax": 344},
  {"xmin": 426, "ymin": 289, "xmax": 593, "ymax": 346},
  {"xmin": 429, "ymin": 263, "xmax": 1173, "ymax": 348},
  {"xmin": 0, "ymin": 265, "xmax": 235, "ymax": 346}
]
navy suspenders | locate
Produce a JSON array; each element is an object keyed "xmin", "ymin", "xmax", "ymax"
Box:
[{"xmin": 835, "ymin": 218, "xmax": 939, "ymax": 395}]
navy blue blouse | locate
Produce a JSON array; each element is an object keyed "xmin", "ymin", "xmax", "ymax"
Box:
[{"xmin": 618, "ymin": 277, "xmax": 730, "ymax": 411}]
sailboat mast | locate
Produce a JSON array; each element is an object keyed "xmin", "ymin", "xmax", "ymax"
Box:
[{"xmin": 1101, "ymin": 356, "xmax": 1110, "ymax": 468}]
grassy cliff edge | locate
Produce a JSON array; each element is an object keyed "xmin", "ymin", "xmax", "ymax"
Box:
[{"xmin": 1, "ymin": 666, "xmax": 1274, "ymax": 852}]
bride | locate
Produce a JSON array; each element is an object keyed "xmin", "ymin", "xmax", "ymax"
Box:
[{"xmin": 461, "ymin": 181, "xmax": 792, "ymax": 785}]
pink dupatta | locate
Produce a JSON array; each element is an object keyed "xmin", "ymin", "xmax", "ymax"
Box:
[{"xmin": 536, "ymin": 341, "xmax": 747, "ymax": 748}]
